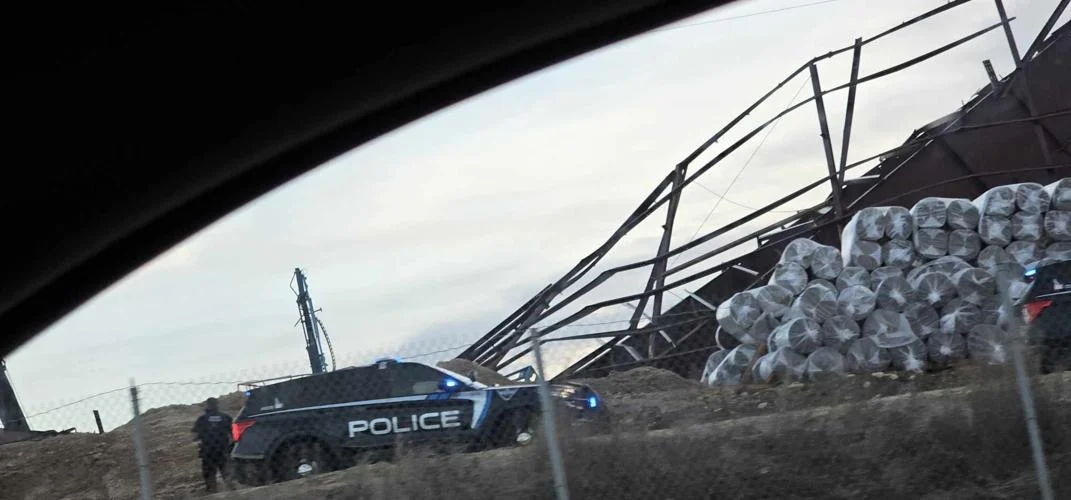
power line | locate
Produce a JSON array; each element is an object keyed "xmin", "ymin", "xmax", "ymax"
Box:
[
  {"xmin": 692, "ymin": 180, "xmax": 806, "ymax": 213},
  {"xmin": 399, "ymin": 344, "xmax": 473, "ymax": 360},
  {"xmin": 652, "ymin": 0, "xmax": 841, "ymax": 33},
  {"xmin": 671, "ymin": 77, "xmax": 811, "ymax": 267},
  {"xmin": 22, "ymin": 380, "xmax": 249, "ymax": 420}
]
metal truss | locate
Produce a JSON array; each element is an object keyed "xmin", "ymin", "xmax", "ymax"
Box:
[{"xmin": 457, "ymin": 0, "xmax": 1071, "ymax": 380}]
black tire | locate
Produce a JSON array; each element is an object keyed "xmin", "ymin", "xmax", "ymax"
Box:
[
  {"xmin": 485, "ymin": 410, "xmax": 535, "ymax": 449},
  {"xmin": 271, "ymin": 439, "xmax": 333, "ymax": 483}
]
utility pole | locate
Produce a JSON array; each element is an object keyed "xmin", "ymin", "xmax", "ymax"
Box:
[
  {"xmin": 294, "ymin": 268, "xmax": 327, "ymax": 374},
  {"xmin": 0, "ymin": 360, "xmax": 30, "ymax": 432}
]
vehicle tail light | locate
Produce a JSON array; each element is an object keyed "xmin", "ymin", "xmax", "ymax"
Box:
[
  {"xmin": 1023, "ymin": 300, "xmax": 1053, "ymax": 324},
  {"xmin": 232, "ymin": 419, "xmax": 255, "ymax": 442}
]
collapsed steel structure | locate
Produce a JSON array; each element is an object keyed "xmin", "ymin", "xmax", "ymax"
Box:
[{"xmin": 459, "ymin": 0, "xmax": 1071, "ymax": 380}]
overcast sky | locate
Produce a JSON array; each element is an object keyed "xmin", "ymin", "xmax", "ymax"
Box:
[{"xmin": 7, "ymin": 0, "xmax": 1067, "ymax": 431}]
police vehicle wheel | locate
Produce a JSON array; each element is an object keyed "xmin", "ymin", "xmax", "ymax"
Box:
[
  {"xmin": 489, "ymin": 410, "xmax": 535, "ymax": 448},
  {"xmin": 273, "ymin": 440, "xmax": 331, "ymax": 482}
]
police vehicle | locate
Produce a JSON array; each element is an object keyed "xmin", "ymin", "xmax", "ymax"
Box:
[
  {"xmin": 230, "ymin": 358, "xmax": 603, "ymax": 484},
  {"xmin": 1021, "ymin": 260, "xmax": 1071, "ymax": 373}
]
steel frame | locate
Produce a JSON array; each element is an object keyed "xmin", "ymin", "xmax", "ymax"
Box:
[{"xmin": 458, "ymin": 0, "xmax": 1070, "ymax": 378}]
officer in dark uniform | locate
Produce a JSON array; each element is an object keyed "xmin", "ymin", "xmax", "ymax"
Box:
[{"xmin": 191, "ymin": 397, "xmax": 233, "ymax": 493}]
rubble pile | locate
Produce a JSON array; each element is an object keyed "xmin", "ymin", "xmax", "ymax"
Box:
[{"xmin": 703, "ymin": 179, "xmax": 1070, "ymax": 386}]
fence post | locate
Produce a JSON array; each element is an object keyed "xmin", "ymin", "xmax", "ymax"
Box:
[
  {"xmin": 531, "ymin": 328, "xmax": 571, "ymax": 500},
  {"xmin": 129, "ymin": 380, "xmax": 154, "ymax": 500},
  {"xmin": 93, "ymin": 410, "xmax": 104, "ymax": 435},
  {"xmin": 1000, "ymin": 284, "xmax": 1054, "ymax": 500}
]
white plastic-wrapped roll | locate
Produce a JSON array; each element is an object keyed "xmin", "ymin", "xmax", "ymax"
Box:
[
  {"xmin": 911, "ymin": 271, "xmax": 957, "ymax": 307},
  {"xmin": 1012, "ymin": 182, "xmax": 1051, "ymax": 214},
  {"xmin": 889, "ymin": 338, "xmax": 927, "ymax": 373},
  {"xmin": 903, "ymin": 302, "xmax": 940, "ymax": 339},
  {"xmin": 967, "ymin": 324, "xmax": 1010, "ymax": 365},
  {"xmin": 913, "ymin": 228, "xmax": 948, "ymax": 259},
  {"xmin": 977, "ymin": 245, "xmax": 1015, "ymax": 270},
  {"xmin": 1044, "ymin": 211, "xmax": 1071, "ymax": 241},
  {"xmin": 707, "ymin": 344, "xmax": 758, "ymax": 386},
  {"xmin": 754, "ymin": 284, "xmax": 793, "ymax": 319},
  {"xmin": 981, "ymin": 282, "xmax": 1025, "ymax": 328},
  {"xmin": 770, "ymin": 262, "xmax": 808, "ymax": 295},
  {"xmin": 952, "ymin": 267, "xmax": 995, "ymax": 305},
  {"xmin": 1033, "ymin": 257, "xmax": 1062, "ymax": 269},
  {"xmin": 1005, "ymin": 241, "xmax": 1043, "ymax": 267},
  {"xmin": 978, "ymin": 296, "xmax": 1003, "ymax": 328},
  {"xmin": 882, "ymin": 239, "xmax": 915, "ymax": 269},
  {"xmin": 780, "ymin": 238, "xmax": 821, "ymax": 268},
  {"xmin": 945, "ymin": 198, "xmax": 981, "ymax": 230},
  {"xmin": 811, "ymin": 245, "xmax": 843, "ymax": 280},
  {"xmin": 836, "ymin": 266, "xmax": 871, "ymax": 291},
  {"xmin": 844, "ymin": 337, "xmax": 891, "ymax": 373},
  {"xmin": 926, "ymin": 331, "xmax": 967, "ymax": 367},
  {"xmin": 715, "ymin": 292, "xmax": 763, "ymax": 335},
  {"xmin": 844, "ymin": 239, "xmax": 883, "ymax": 270},
  {"xmin": 769, "ymin": 317, "xmax": 822, "ymax": 355},
  {"xmin": 805, "ymin": 347, "xmax": 847, "ymax": 381},
  {"xmin": 1011, "ymin": 212, "xmax": 1044, "ymax": 241},
  {"xmin": 973, "ymin": 185, "xmax": 1016, "ymax": 217},
  {"xmin": 754, "ymin": 347, "xmax": 808, "ymax": 384},
  {"xmin": 940, "ymin": 298, "xmax": 982, "ymax": 335},
  {"xmin": 700, "ymin": 349, "xmax": 730, "ymax": 384},
  {"xmin": 1047, "ymin": 242, "xmax": 1071, "ymax": 261},
  {"xmin": 786, "ymin": 284, "xmax": 837, "ymax": 323},
  {"xmin": 807, "ymin": 279, "xmax": 838, "ymax": 296},
  {"xmin": 821, "ymin": 315, "xmax": 861, "ymax": 353},
  {"xmin": 863, "ymin": 310, "xmax": 917, "ymax": 348},
  {"xmin": 1008, "ymin": 279, "xmax": 1030, "ymax": 304},
  {"xmin": 871, "ymin": 266, "xmax": 904, "ymax": 284},
  {"xmin": 990, "ymin": 261, "xmax": 1027, "ymax": 292},
  {"xmin": 911, "ymin": 197, "xmax": 947, "ymax": 228},
  {"xmin": 843, "ymin": 207, "xmax": 889, "ymax": 241},
  {"xmin": 736, "ymin": 312, "xmax": 779, "ymax": 346},
  {"xmin": 885, "ymin": 206, "xmax": 914, "ymax": 239},
  {"xmin": 979, "ymin": 216, "xmax": 1013, "ymax": 246},
  {"xmin": 947, "ymin": 229, "xmax": 981, "ymax": 261},
  {"xmin": 1044, "ymin": 178, "xmax": 1071, "ymax": 211},
  {"xmin": 875, "ymin": 275, "xmax": 916, "ymax": 312},
  {"xmin": 837, "ymin": 285, "xmax": 876, "ymax": 321},
  {"xmin": 906, "ymin": 255, "xmax": 972, "ymax": 283}
]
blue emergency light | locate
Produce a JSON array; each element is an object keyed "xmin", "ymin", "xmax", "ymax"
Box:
[
  {"xmin": 443, "ymin": 377, "xmax": 460, "ymax": 389},
  {"xmin": 587, "ymin": 395, "xmax": 599, "ymax": 408}
]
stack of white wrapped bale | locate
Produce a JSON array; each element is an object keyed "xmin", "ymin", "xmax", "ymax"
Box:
[
  {"xmin": 702, "ymin": 178, "xmax": 1071, "ymax": 386},
  {"xmin": 708, "ymin": 238, "xmax": 849, "ymax": 385}
]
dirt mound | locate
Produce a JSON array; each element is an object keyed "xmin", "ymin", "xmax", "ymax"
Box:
[
  {"xmin": 0, "ymin": 390, "xmax": 247, "ymax": 500},
  {"xmin": 436, "ymin": 358, "xmax": 514, "ymax": 386},
  {"xmin": 0, "ymin": 432, "xmax": 117, "ymax": 499},
  {"xmin": 576, "ymin": 366, "xmax": 700, "ymax": 396}
]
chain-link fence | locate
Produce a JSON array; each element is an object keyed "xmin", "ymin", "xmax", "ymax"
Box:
[{"xmin": 3, "ymin": 270, "xmax": 1068, "ymax": 500}]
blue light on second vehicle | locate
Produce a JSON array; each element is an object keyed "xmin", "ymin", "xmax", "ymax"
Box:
[
  {"xmin": 1025, "ymin": 267, "xmax": 1037, "ymax": 278},
  {"xmin": 587, "ymin": 395, "xmax": 598, "ymax": 408},
  {"xmin": 443, "ymin": 377, "xmax": 459, "ymax": 389}
]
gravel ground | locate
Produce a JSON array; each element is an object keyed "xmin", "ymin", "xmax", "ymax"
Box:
[{"xmin": 1, "ymin": 364, "xmax": 1068, "ymax": 500}]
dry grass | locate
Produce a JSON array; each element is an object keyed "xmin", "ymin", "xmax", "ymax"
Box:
[
  {"xmin": 245, "ymin": 371, "xmax": 1070, "ymax": 500},
  {"xmin": 6, "ymin": 371, "xmax": 1069, "ymax": 499}
]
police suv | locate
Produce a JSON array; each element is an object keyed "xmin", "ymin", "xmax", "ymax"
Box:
[{"xmin": 230, "ymin": 358, "xmax": 603, "ymax": 484}]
